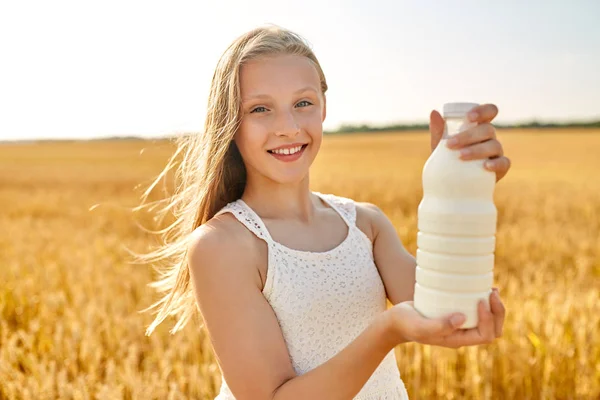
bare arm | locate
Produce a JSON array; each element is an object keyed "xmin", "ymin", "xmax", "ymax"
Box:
[
  {"xmin": 357, "ymin": 202, "xmax": 417, "ymax": 305},
  {"xmin": 356, "ymin": 202, "xmax": 507, "ymax": 347},
  {"xmin": 188, "ymin": 218, "xmax": 404, "ymax": 400}
]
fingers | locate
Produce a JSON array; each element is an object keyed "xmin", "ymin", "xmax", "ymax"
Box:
[
  {"xmin": 446, "ymin": 122, "xmax": 510, "ymax": 181},
  {"xmin": 490, "ymin": 288, "xmax": 506, "ymax": 338},
  {"xmin": 415, "ymin": 312, "xmax": 465, "ymax": 340},
  {"xmin": 485, "ymin": 156, "xmax": 511, "ymax": 182},
  {"xmin": 415, "ymin": 292, "xmax": 505, "ymax": 349},
  {"xmin": 467, "ymin": 103, "xmax": 499, "ymax": 124},
  {"xmin": 429, "ymin": 110, "xmax": 445, "ymax": 151},
  {"xmin": 435, "ymin": 103, "xmax": 498, "ymax": 150},
  {"xmin": 476, "ymin": 299, "xmax": 496, "ymax": 343},
  {"xmin": 392, "ymin": 302, "xmax": 466, "ymax": 343},
  {"xmin": 447, "ymin": 123, "xmax": 496, "ymax": 150},
  {"xmin": 443, "ymin": 301, "xmax": 494, "ymax": 348},
  {"xmin": 458, "ymin": 140, "xmax": 504, "ymax": 161}
]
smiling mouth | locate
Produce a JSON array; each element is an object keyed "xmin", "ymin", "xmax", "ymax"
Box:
[{"xmin": 267, "ymin": 144, "xmax": 308, "ymax": 155}]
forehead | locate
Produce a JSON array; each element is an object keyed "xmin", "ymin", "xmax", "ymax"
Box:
[{"xmin": 240, "ymin": 54, "xmax": 321, "ymax": 99}]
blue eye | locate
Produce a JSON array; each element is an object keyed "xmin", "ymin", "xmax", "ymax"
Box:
[
  {"xmin": 296, "ymin": 100, "xmax": 312, "ymax": 107},
  {"xmin": 250, "ymin": 101, "xmax": 312, "ymax": 114},
  {"xmin": 250, "ymin": 106, "xmax": 268, "ymax": 114}
]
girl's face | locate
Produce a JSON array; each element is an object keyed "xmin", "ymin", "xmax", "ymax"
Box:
[{"xmin": 235, "ymin": 54, "xmax": 326, "ymax": 184}]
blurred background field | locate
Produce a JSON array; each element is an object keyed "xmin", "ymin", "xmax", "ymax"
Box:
[{"xmin": 0, "ymin": 129, "xmax": 598, "ymax": 399}]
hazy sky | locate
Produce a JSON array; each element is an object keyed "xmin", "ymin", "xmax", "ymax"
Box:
[{"xmin": 1, "ymin": 0, "xmax": 599, "ymax": 141}]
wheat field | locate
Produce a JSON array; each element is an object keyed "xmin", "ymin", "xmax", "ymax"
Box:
[{"xmin": 0, "ymin": 129, "xmax": 598, "ymax": 399}]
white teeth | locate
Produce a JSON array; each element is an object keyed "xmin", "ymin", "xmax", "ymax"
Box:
[{"xmin": 272, "ymin": 145, "xmax": 303, "ymax": 155}]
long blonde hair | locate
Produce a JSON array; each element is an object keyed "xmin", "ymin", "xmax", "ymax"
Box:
[{"xmin": 133, "ymin": 24, "xmax": 329, "ymax": 336}]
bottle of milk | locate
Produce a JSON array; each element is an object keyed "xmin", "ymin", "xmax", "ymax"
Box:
[{"xmin": 413, "ymin": 102, "xmax": 497, "ymax": 329}]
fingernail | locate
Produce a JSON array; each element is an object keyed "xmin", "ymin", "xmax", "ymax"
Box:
[
  {"xmin": 460, "ymin": 148, "xmax": 471, "ymax": 158},
  {"xmin": 447, "ymin": 137, "xmax": 459, "ymax": 147},
  {"xmin": 450, "ymin": 314, "xmax": 465, "ymax": 326},
  {"xmin": 468, "ymin": 111, "xmax": 478, "ymax": 121},
  {"xmin": 485, "ymin": 160, "xmax": 494, "ymax": 169}
]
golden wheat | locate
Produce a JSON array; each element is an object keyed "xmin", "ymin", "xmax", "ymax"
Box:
[{"xmin": 0, "ymin": 129, "xmax": 598, "ymax": 399}]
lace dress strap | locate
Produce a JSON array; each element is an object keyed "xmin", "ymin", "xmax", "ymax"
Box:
[
  {"xmin": 214, "ymin": 192, "xmax": 357, "ymax": 242},
  {"xmin": 213, "ymin": 200, "xmax": 274, "ymax": 244},
  {"xmin": 314, "ymin": 191, "xmax": 357, "ymax": 226}
]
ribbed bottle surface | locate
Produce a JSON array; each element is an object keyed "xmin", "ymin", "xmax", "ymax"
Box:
[{"xmin": 414, "ymin": 106, "xmax": 497, "ymax": 329}]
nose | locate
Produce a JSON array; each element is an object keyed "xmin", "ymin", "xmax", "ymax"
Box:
[{"xmin": 274, "ymin": 110, "xmax": 300, "ymax": 137}]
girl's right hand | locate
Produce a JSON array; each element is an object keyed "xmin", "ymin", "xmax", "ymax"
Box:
[{"xmin": 385, "ymin": 288, "xmax": 505, "ymax": 348}]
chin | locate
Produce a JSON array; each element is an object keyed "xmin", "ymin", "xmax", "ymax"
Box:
[{"xmin": 272, "ymin": 172, "xmax": 308, "ymax": 184}]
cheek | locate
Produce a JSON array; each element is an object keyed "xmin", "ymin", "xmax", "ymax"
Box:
[
  {"xmin": 304, "ymin": 114, "xmax": 323, "ymax": 145},
  {"xmin": 234, "ymin": 125, "xmax": 266, "ymax": 163},
  {"xmin": 237, "ymin": 119, "xmax": 263, "ymax": 145},
  {"xmin": 309, "ymin": 135, "xmax": 322, "ymax": 156}
]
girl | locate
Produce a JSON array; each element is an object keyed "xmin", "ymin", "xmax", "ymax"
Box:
[{"xmin": 139, "ymin": 25, "xmax": 509, "ymax": 399}]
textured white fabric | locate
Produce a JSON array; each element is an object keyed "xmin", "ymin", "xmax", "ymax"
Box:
[{"xmin": 212, "ymin": 191, "xmax": 409, "ymax": 399}]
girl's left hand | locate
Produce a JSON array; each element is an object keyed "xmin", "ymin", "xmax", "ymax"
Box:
[
  {"xmin": 386, "ymin": 287, "xmax": 506, "ymax": 348},
  {"xmin": 429, "ymin": 103, "xmax": 511, "ymax": 182}
]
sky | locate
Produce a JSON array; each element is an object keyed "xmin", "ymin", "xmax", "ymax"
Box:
[{"xmin": 1, "ymin": 0, "xmax": 599, "ymax": 141}]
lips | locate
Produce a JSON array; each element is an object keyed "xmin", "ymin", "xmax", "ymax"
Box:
[
  {"xmin": 268, "ymin": 144, "xmax": 308, "ymax": 162},
  {"xmin": 267, "ymin": 143, "xmax": 308, "ymax": 153}
]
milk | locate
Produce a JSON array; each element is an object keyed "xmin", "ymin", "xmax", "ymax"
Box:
[{"xmin": 413, "ymin": 102, "xmax": 497, "ymax": 329}]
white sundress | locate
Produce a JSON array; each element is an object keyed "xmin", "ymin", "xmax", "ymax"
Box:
[{"xmin": 212, "ymin": 191, "xmax": 409, "ymax": 399}]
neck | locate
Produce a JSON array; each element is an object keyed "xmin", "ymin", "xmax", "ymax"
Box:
[{"xmin": 240, "ymin": 173, "xmax": 320, "ymax": 224}]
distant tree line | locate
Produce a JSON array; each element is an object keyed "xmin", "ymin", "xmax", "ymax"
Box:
[
  {"xmin": 5, "ymin": 119, "xmax": 599, "ymax": 144},
  {"xmin": 325, "ymin": 119, "xmax": 600, "ymax": 134}
]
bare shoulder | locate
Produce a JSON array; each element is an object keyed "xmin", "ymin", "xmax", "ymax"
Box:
[
  {"xmin": 187, "ymin": 212, "xmax": 263, "ymax": 290},
  {"xmin": 354, "ymin": 201, "xmax": 385, "ymax": 243},
  {"xmin": 189, "ymin": 212, "xmax": 249, "ymax": 249}
]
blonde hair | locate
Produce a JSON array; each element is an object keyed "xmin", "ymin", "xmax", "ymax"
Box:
[{"xmin": 133, "ymin": 24, "xmax": 329, "ymax": 336}]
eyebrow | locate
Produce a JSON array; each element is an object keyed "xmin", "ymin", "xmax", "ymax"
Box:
[{"xmin": 242, "ymin": 86, "xmax": 318, "ymax": 102}]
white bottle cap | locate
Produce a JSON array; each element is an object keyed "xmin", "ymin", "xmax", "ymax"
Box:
[{"xmin": 443, "ymin": 102, "xmax": 480, "ymax": 118}]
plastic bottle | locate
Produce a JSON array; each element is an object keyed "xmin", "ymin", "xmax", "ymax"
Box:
[{"xmin": 413, "ymin": 102, "xmax": 497, "ymax": 329}]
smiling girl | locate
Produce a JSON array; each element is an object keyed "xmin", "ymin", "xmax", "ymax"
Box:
[{"xmin": 140, "ymin": 25, "xmax": 509, "ymax": 400}]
